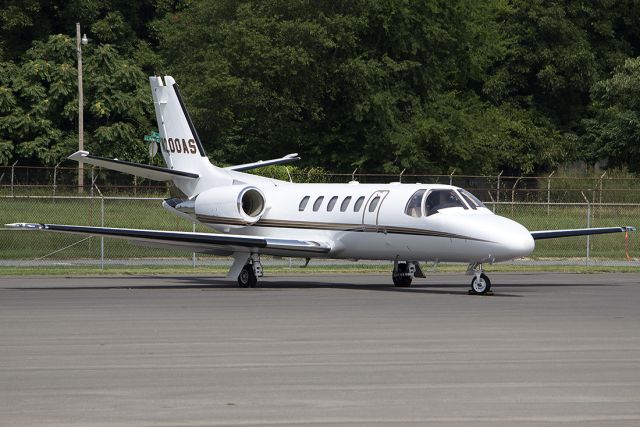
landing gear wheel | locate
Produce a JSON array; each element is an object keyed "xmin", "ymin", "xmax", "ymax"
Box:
[
  {"xmin": 238, "ymin": 265, "xmax": 257, "ymax": 288},
  {"xmin": 393, "ymin": 275, "xmax": 412, "ymax": 287},
  {"xmin": 470, "ymin": 273, "xmax": 491, "ymax": 295},
  {"xmin": 392, "ymin": 261, "xmax": 414, "ymax": 287}
]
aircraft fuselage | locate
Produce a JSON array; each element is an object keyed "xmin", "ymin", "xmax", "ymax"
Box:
[{"xmin": 179, "ymin": 181, "xmax": 535, "ymax": 263}]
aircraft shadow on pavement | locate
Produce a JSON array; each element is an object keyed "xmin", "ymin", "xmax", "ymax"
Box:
[
  {"xmin": 7, "ymin": 276, "xmax": 615, "ymax": 297},
  {"xmin": 2, "ymin": 276, "xmax": 532, "ymax": 297}
]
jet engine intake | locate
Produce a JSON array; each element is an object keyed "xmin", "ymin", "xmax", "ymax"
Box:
[{"xmin": 194, "ymin": 185, "xmax": 266, "ymax": 227}]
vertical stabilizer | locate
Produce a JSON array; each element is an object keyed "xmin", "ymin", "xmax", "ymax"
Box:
[{"xmin": 149, "ymin": 76, "xmax": 230, "ymax": 197}]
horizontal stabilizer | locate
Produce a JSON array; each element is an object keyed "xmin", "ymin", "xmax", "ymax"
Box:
[
  {"xmin": 530, "ymin": 226, "xmax": 635, "ymax": 240},
  {"xmin": 68, "ymin": 151, "xmax": 199, "ymax": 181},
  {"xmin": 5, "ymin": 223, "xmax": 331, "ymax": 256},
  {"xmin": 226, "ymin": 153, "xmax": 300, "ymax": 172}
]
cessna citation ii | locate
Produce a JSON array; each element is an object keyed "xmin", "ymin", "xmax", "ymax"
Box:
[{"xmin": 7, "ymin": 76, "xmax": 634, "ymax": 294}]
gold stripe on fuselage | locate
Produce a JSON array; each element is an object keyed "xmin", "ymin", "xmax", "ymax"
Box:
[{"xmin": 196, "ymin": 215, "xmax": 492, "ymax": 243}]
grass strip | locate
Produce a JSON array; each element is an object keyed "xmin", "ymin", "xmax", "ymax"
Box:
[{"xmin": 1, "ymin": 264, "xmax": 638, "ymax": 276}]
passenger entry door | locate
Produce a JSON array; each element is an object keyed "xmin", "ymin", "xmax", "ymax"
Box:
[{"xmin": 362, "ymin": 190, "xmax": 390, "ymax": 230}]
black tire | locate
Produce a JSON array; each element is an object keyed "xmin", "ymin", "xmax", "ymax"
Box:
[
  {"xmin": 238, "ymin": 265, "xmax": 257, "ymax": 288},
  {"xmin": 393, "ymin": 275, "xmax": 412, "ymax": 287},
  {"xmin": 470, "ymin": 273, "xmax": 491, "ymax": 295}
]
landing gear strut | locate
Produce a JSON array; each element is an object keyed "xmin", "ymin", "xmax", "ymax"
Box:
[
  {"xmin": 392, "ymin": 261, "xmax": 415, "ymax": 287},
  {"xmin": 237, "ymin": 256, "xmax": 263, "ymax": 288},
  {"xmin": 467, "ymin": 263, "xmax": 491, "ymax": 295}
]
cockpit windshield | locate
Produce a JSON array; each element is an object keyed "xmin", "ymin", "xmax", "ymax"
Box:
[
  {"xmin": 458, "ymin": 189, "xmax": 486, "ymax": 209},
  {"xmin": 424, "ymin": 190, "xmax": 468, "ymax": 216}
]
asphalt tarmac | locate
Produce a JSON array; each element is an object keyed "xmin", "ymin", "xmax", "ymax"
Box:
[{"xmin": 1, "ymin": 272, "xmax": 639, "ymax": 426}]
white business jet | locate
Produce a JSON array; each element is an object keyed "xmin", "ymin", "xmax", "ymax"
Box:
[{"xmin": 7, "ymin": 76, "xmax": 634, "ymax": 294}]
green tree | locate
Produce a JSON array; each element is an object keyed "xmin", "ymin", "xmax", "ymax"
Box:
[
  {"xmin": 155, "ymin": 0, "xmax": 525, "ymax": 173},
  {"xmin": 583, "ymin": 57, "xmax": 640, "ymax": 172},
  {"xmin": 0, "ymin": 33, "xmax": 154, "ymax": 165},
  {"xmin": 0, "ymin": 0, "xmax": 181, "ymax": 60}
]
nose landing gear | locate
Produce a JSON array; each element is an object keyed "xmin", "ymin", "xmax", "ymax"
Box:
[{"xmin": 467, "ymin": 263, "xmax": 492, "ymax": 295}]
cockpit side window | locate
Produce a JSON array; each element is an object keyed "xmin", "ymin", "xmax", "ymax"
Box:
[
  {"xmin": 404, "ymin": 189, "xmax": 425, "ymax": 218},
  {"xmin": 424, "ymin": 190, "xmax": 468, "ymax": 216},
  {"xmin": 459, "ymin": 189, "xmax": 486, "ymax": 209}
]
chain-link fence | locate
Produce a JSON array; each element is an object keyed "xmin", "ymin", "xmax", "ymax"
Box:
[
  {"xmin": 1, "ymin": 195, "xmax": 638, "ymax": 268},
  {"xmin": 2, "ymin": 164, "xmax": 640, "ymax": 203}
]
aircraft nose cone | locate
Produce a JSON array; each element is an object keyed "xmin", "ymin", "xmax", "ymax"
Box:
[
  {"xmin": 509, "ymin": 226, "xmax": 535, "ymax": 257},
  {"xmin": 498, "ymin": 217, "xmax": 535, "ymax": 259}
]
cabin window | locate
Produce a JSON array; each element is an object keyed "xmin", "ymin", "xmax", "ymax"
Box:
[
  {"xmin": 340, "ymin": 196, "xmax": 352, "ymax": 212},
  {"xmin": 458, "ymin": 189, "xmax": 486, "ymax": 209},
  {"xmin": 327, "ymin": 196, "xmax": 338, "ymax": 211},
  {"xmin": 424, "ymin": 190, "xmax": 468, "ymax": 216},
  {"xmin": 298, "ymin": 196, "xmax": 310, "ymax": 211},
  {"xmin": 353, "ymin": 196, "xmax": 365, "ymax": 212},
  {"xmin": 313, "ymin": 196, "xmax": 324, "ymax": 211},
  {"xmin": 368, "ymin": 196, "xmax": 381, "ymax": 212},
  {"xmin": 404, "ymin": 189, "xmax": 425, "ymax": 218}
]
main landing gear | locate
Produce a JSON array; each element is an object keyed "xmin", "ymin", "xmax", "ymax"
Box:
[
  {"xmin": 392, "ymin": 261, "xmax": 425, "ymax": 287},
  {"xmin": 467, "ymin": 263, "xmax": 491, "ymax": 295},
  {"xmin": 237, "ymin": 256, "xmax": 263, "ymax": 288}
]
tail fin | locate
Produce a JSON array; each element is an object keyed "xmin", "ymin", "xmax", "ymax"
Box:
[{"xmin": 150, "ymin": 76, "xmax": 228, "ymax": 197}]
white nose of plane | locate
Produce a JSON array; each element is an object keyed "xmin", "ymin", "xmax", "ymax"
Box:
[
  {"xmin": 492, "ymin": 215, "xmax": 535, "ymax": 260},
  {"xmin": 433, "ymin": 212, "xmax": 535, "ymax": 262}
]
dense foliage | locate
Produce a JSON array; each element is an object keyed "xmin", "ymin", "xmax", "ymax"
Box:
[{"xmin": 1, "ymin": 0, "xmax": 640, "ymax": 174}]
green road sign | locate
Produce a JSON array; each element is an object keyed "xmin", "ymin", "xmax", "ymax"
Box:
[{"xmin": 144, "ymin": 131, "xmax": 161, "ymax": 143}]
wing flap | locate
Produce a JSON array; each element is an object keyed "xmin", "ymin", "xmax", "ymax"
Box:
[
  {"xmin": 530, "ymin": 226, "xmax": 635, "ymax": 240},
  {"xmin": 68, "ymin": 151, "xmax": 199, "ymax": 181},
  {"xmin": 5, "ymin": 223, "xmax": 331, "ymax": 255}
]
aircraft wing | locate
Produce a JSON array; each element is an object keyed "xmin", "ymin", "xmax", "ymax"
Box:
[
  {"xmin": 68, "ymin": 151, "xmax": 199, "ymax": 181},
  {"xmin": 530, "ymin": 226, "xmax": 635, "ymax": 240},
  {"xmin": 5, "ymin": 223, "xmax": 332, "ymax": 257}
]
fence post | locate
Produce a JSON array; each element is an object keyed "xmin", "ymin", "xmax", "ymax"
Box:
[
  {"xmin": 10, "ymin": 161, "xmax": 17, "ymax": 197},
  {"xmin": 92, "ymin": 182, "xmax": 105, "ymax": 270},
  {"xmin": 511, "ymin": 176, "xmax": 522, "ymax": 217},
  {"xmin": 101, "ymin": 195, "xmax": 104, "ymax": 270},
  {"xmin": 581, "ymin": 191, "xmax": 591, "ymax": 265},
  {"xmin": 53, "ymin": 162, "xmax": 61, "ymax": 197},
  {"xmin": 598, "ymin": 171, "xmax": 606, "ymax": 204},
  {"xmin": 90, "ymin": 166, "xmax": 95, "ymax": 198},
  {"xmin": 351, "ymin": 168, "xmax": 358, "ymax": 183},
  {"xmin": 192, "ymin": 222, "xmax": 196, "ymax": 268},
  {"xmin": 597, "ymin": 171, "xmax": 606, "ymax": 218},
  {"xmin": 547, "ymin": 171, "xmax": 555, "ymax": 215},
  {"xmin": 495, "ymin": 170, "xmax": 503, "ymax": 213}
]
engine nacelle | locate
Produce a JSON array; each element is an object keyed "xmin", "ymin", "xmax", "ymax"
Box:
[{"xmin": 194, "ymin": 185, "xmax": 266, "ymax": 227}]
